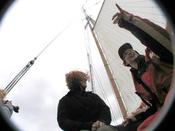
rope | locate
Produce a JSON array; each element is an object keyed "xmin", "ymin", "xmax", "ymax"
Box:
[{"xmin": 35, "ymin": 23, "xmax": 71, "ymax": 59}]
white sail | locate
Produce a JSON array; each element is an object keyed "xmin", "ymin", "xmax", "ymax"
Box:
[
  {"xmin": 0, "ymin": 0, "xmax": 171, "ymax": 130},
  {"xmin": 84, "ymin": 0, "xmax": 167, "ymax": 125}
]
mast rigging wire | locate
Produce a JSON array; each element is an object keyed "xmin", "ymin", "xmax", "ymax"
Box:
[
  {"xmin": 35, "ymin": 24, "xmax": 71, "ymax": 59},
  {"xmin": 4, "ymin": 23, "xmax": 71, "ymax": 95}
]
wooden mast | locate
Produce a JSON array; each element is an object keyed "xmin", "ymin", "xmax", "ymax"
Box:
[{"xmin": 83, "ymin": 9, "xmax": 128, "ymax": 119}]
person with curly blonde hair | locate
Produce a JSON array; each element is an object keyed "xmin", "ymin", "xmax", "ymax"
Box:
[
  {"xmin": 57, "ymin": 70, "xmax": 111, "ymax": 131},
  {"xmin": 65, "ymin": 70, "xmax": 89, "ymax": 91}
]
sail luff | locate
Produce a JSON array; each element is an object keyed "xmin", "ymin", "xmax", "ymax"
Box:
[
  {"xmin": 87, "ymin": 52, "xmax": 94, "ymax": 92},
  {"xmin": 85, "ymin": 14, "xmax": 128, "ymax": 119}
]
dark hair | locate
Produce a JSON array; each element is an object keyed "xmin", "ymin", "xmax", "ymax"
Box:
[{"xmin": 118, "ymin": 43, "xmax": 133, "ymax": 59}]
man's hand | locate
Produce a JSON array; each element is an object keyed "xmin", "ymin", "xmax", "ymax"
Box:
[
  {"xmin": 112, "ymin": 3, "xmax": 133, "ymax": 25},
  {"xmin": 91, "ymin": 120, "xmax": 106, "ymax": 131},
  {"xmin": 122, "ymin": 114, "xmax": 137, "ymax": 126},
  {"xmin": 122, "ymin": 118, "xmax": 130, "ymax": 126},
  {"xmin": 4, "ymin": 100, "xmax": 19, "ymax": 113}
]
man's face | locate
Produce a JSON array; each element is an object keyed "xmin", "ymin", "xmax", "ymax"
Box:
[{"xmin": 123, "ymin": 49, "xmax": 139, "ymax": 65}]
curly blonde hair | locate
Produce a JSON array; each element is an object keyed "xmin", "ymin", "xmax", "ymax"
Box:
[
  {"xmin": 0, "ymin": 89, "xmax": 6, "ymax": 100},
  {"xmin": 65, "ymin": 70, "xmax": 89, "ymax": 90}
]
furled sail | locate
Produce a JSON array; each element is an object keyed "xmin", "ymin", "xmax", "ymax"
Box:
[{"xmin": 84, "ymin": 0, "xmax": 167, "ymax": 125}]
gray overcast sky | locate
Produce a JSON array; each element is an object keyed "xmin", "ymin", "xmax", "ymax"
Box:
[{"xmin": 0, "ymin": 0, "xmax": 169, "ymax": 131}]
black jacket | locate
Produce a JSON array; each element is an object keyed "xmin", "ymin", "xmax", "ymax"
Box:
[{"xmin": 57, "ymin": 90, "xmax": 111, "ymax": 131}]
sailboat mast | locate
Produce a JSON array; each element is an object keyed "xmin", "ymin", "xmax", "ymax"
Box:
[{"xmin": 83, "ymin": 10, "xmax": 127, "ymax": 119}]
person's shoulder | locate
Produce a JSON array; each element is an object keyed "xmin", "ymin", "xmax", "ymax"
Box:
[
  {"xmin": 86, "ymin": 91, "xmax": 93, "ymax": 93},
  {"xmin": 86, "ymin": 91, "xmax": 95, "ymax": 95},
  {"xmin": 86, "ymin": 91, "xmax": 99, "ymax": 97},
  {"xmin": 59, "ymin": 93, "xmax": 69, "ymax": 102},
  {"xmin": 59, "ymin": 91, "xmax": 74, "ymax": 100}
]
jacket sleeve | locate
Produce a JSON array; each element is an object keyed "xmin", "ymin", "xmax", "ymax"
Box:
[
  {"xmin": 117, "ymin": 13, "xmax": 173, "ymax": 64},
  {"xmin": 0, "ymin": 100, "xmax": 13, "ymax": 118},
  {"xmin": 93, "ymin": 93, "xmax": 111, "ymax": 124},
  {"xmin": 57, "ymin": 98, "xmax": 93, "ymax": 131},
  {"xmin": 134, "ymin": 105, "xmax": 157, "ymax": 122}
]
